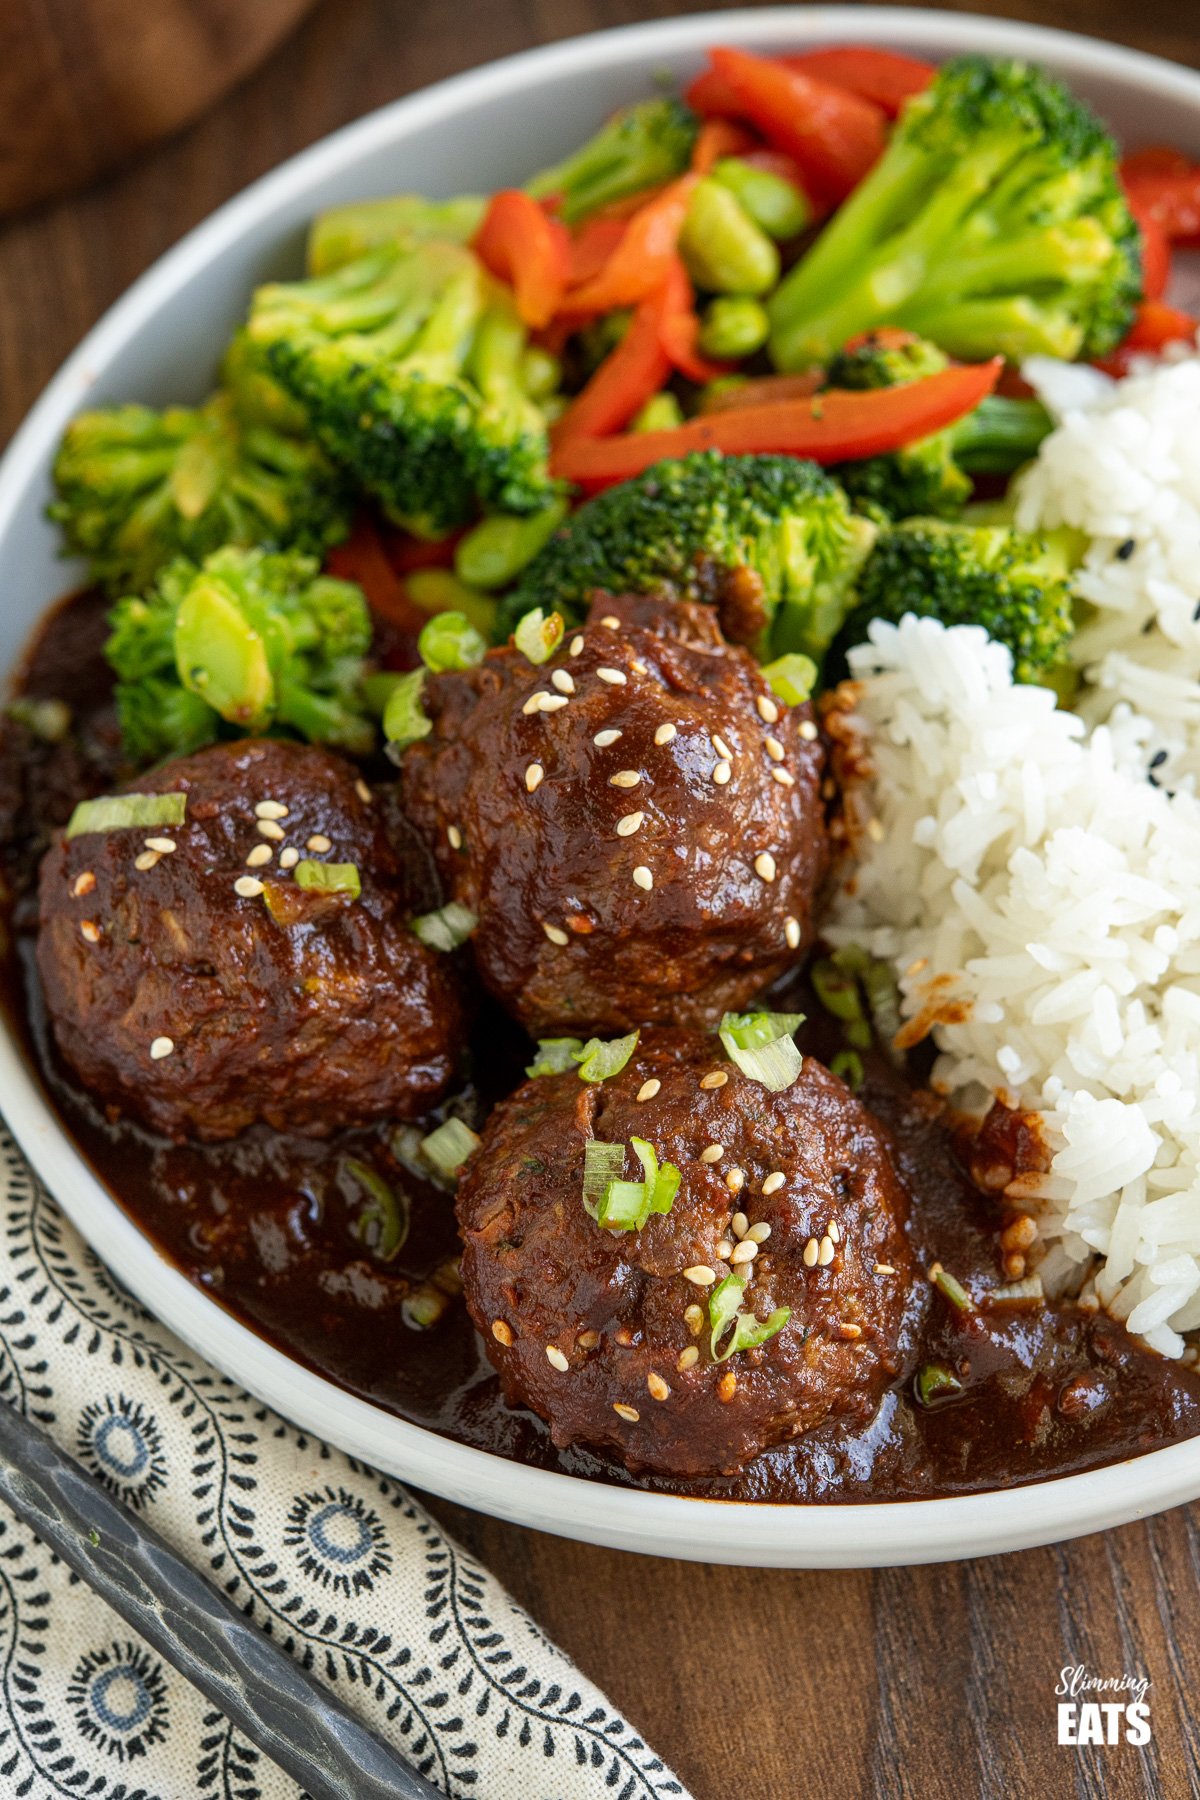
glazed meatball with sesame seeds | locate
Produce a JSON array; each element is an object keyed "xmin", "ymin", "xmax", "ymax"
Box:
[
  {"xmin": 400, "ymin": 592, "xmax": 828, "ymax": 1037},
  {"xmin": 36, "ymin": 738, "xmax": 462, "ymax": 1141},
  {"xmin": 456, "ymin": 1030, "xmax": 917, "ymax": 1477}
]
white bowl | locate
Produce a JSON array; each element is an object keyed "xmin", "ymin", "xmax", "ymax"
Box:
[{"xmin": 4, "ymin": 7, "xmax": 1200, "ymax": 1568}]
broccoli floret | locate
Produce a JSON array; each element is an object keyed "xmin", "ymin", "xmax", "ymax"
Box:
[
  {"xmin": 49, "ymin": 391, "xmax": 353, "ymax": 597},
  {"xmin": 768, "ymin": 55, "xmax": 1141, "ymax": 370},
  {"xmin": 106, "ymin": 546, "xmax": 375, "ymax": 766},
  {"xmin": 526, "ymin": 98, "xmax": 699, "ymax": 225},
  {"xmin": 825, "ymin": 332, "xmax": 1052, "ymax": 519},
  {"xmin": 501, "ymin": 450, "xmax": 877, "ymax": 663},
  {"xmin": 247, "ymin": 241, "xmax": 557, "ymax": 537},
  {"xmin": 844, "ymin": 517, "xmax": 1075, "ymax": 682},
  {"xmin": 308, "ymin": 194, "xmax": 488, "ymax": 275}
]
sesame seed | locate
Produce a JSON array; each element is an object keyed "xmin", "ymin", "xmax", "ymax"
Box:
[
  {"xmin": 610, "ymin": 769, "xmax": 641, "ymax": 788},
  {"xmin": 700, "ymin": 1144, "xmax": 724, "ymax": 1164},
  {"xmin": 874, "ymin": 1264, "xmax": 896, "ymax": 1276},
  {"xmin": 234, "ymin": 875, "xmax": 265, "ymax": 898},
  {"xmin": 754, "ymin": 852, "xmax": 777, "ymax": 883},
  {"xmin": 637, "ymin": 1078, "xmax": 661, "ymax": 1102},
  {"xmin": 818, "ymin": 1235, "xmax": 835, "ymax": 1266},
  {"xmin": 632, "ymin": 866, "xmax": 654, "ymax": 891},
  {"xmin": 725, "ymin": 1167, "xmax": 745, "ymax": 1194},
  {"xmin": 355, "ymin": 779, "xmax": 372, "ymax": 805},
  {"xmin": 613, "ymin": 1402, "xmax": 640, "ymax": 1423},
  {"xmin": 279, "ymin": 847, "xmax": 300, "ymax": 870},
  {"xmin": 80, "ymin": 920, "xmax": 101, "ymax": 943},
  {"xmin": 866, "ymin": 817, "xmax": 885, "ymax": 843},
  {"xmin": 552, "ymin": 669, "xmax": 575, "ymax": 694},
  {"xmin": 784, "ymin": 917, "xmax": 801, "ymax": 950},
  {"xmin": 762, "ymin": 1171, "xmax": 785, "ymax": 1196},
  {"xmin": 764, "ymin": 736, "xmax": 785, "ymax": 763},
  {"xmin": 699, "ymin": 1070, "xmax": 728, "ymax": 1090},
  {"xmin": 747, "ymin": 1222, "xmax": 772, "ymax": 1244},
  {"xmin": 772, "ymin": 767, "xmax": 796, "ymax": 787},
  {"xmin": 302, "ymin": 833, "xmax": 330, "ymax": 854},
  {"xmin": 570, "ymin": 635, "xmax": 585, "ymax": 656},
  {"xmin": 596, "ymin": 667, "xmax": 626, "ymax": 686},
  {"xmin": 578, "ymin": 1329, "xmax": 600, "ymax": 1349},
  {"xmin": 717, "ymin": 1372, "xmax": 737, "ymax": 1403},
  {"xmin": 522, "ymin": 694, "xmax": 543, "ymax": 715},
  {"xmin": 72, "ymin": 871, "xmax": 96, "ymax": 898},
  {"xmin": 799, "ymin": 719, "xmax": 819, "ymax": 741},
  {"xmin": 716, "ymin": 1238, "xmax": 735, "ymax": 1259},
  {"xmin": 144, "ymin": 837, "xmax": 176, "ymax": 854},
  {"xmin": 149, "ymin": 1035, "xmax": 174, "ymax": 1060},
  {"xmin": 647, "ymin": 1372, "xmax": 670, "ymax": 1401},
  {"xmin": 828, "ymin": 1220, "xmax": 841, "ymax": 1244},
  {"xmin": 839, "ymin": 1322, "xmax": 863, "ymax": 1341},
  {"xmin": 676, "ymin": 1345, "xmax": 700, "ymax": 1372},
  {"xmin": 632, "ymin": 659, "xmax": 649, "ymax": 676},
  {"xmin": 757, "ymin": 694, "xmax": 780, "ymax": 725},
  {"xmin": 684, "ymin": 1303, "xmax": 704, "ymax": 1334},
  {"xmin": 134, "ymin": 850, "xmax": 160, "ymax": 872},
  {"xmin": 712, "ymin": 733, "xmax": 733, "ymax": 761},
  {"xmin": 600, "ymin": 615, "xmax": 620, "ymax": 629},
  {"xmin": 257, "ymin": 820, "xmax": 285, "ymax": 842},
  {"xmin": 542, "ymin": 921, "xmax": 569, "ymax": 946},
  {"xmin": 730, "ymin": 1239, "xmax": 758, "ymax": 1266},
  {"xmin": 654, "ymin": 723, "xmax": 677, "ymax": 746},
  {"xmin": 246, "ymin": 844, "xmax": 273, "ymax": 868},
  {"xmin": 616, "ymin": 811, "xmax": 644, "ymax": 837},
  {"xmin": 731, "ymin": 1211, "xmax": 749, "ymax": 1239},
  {"xmin": 492, "ymin": 1320, "xmax": 513, "ymax": 1346},
  {"xmin": 683, "ymin": 1265, "xmax": 716, "ymax": 1287},
  {"xmin": 448, "ymin": 825, "xmax": 463, "ymax": 850},
  {"xmin": 525, "ymin": 763, "xmax": 544, "ymax": 793},
  {"xmin": 803, "ymin": 1238, "xmax": 819, "ymax": 1268},
  {"xmin": 594, "ymin": 728, "xmax": 623, "ymax": 747},
  {"xmin": 255, "ymin": 800, "xmax": 289, "ymax": 820},
  {"xmin": 712, "ymin": 760, "xmax": 732, "ymax": 786},
  {"xmin": 539, "ymin": 694, "xmax": 569, "ymax": 712},
  {"xmin": 546, "ymin": 1345, "xmax": 570, "ymax": 1371}
]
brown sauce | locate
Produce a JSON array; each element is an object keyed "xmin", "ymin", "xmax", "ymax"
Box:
[{"xmin": 5, "ymin": 588, "xmax": 1200, "ymax": 1503}]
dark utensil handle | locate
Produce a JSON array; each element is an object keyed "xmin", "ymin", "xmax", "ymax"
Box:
[{"xmin": 0, "ymin": 1401, "xmax": 444, "ymax": 1800}]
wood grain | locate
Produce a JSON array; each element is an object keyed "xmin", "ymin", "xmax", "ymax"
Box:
[{"xmin": 2, "ymin": 3, "xmax": 1199, "ymax": 1795}]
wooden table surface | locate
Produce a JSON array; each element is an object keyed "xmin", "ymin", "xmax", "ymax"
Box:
[{"xmin": 3, "ymin": 3, "xmax": 1200, "ymax": 1795}]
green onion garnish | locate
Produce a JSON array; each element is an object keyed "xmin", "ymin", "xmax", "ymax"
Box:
[
  {"xmin": 594, "ymin": 1137, "xmax": 680, "ymax": 1232},
  {"xmin": 383, "ymin": 668, "xmax": 432, "ymax": 750},
  {"xmin": 718, "ymin": 1010, "xmax": 804, "ymax": 1093},
  {"xmin": 7, "ymin": 696, "xmax": 71, "ymax": 743},
  {"xmin": 294, "ymin": 859, "xmax": 361, "ymax": 898},
  {"xmin": 411, "ymin": 901, "xmax": 477, "ymax": 951},
  {"xmin": 418, "ymin": 609, "xmax": 488, "ymax": 673},
  {"xmin": 760, "ymin": 653, "xmax": 817, "ymax": 707},
  {"xmin": 929, "ymin": 1264, "xmax": 974, "ymax": 1313},
  {"xmin": 513, "ymin": 606, "xmax": 565, "ymax": 665},
  {"xmin": 914, "ymin": 1362, "xmax": 964, "ymax": 1408},
  {"xmin": 709, "ymin": 1270, "xmax": 791, "ymax": 1362},
  {"xmin": 576, "ymin": 1031, "xmax": 639, "ymax": 1084},
  {"xmin": 342, "ymin": 1156, "xmax": 408, "ymax": 1260},
  {"xmin": 66, "ymin": 792, "xmax": 187, "ymax": 840},
  {"xmin": 526, "ymin": 1037, "xmax": 585, "ymax": 1078},
  {"xmin": 830, "ymin": 1049, "xmax": 864, "ymax": 1091},
  {"xmin": 582, "ymin": 1139, "xmax": 626, "ymax": 1217},
  {"xmin": 811, "ymin": 956, "xmax": 865, "ymax": 1026},
  {"xmin": 420, "ymin": 1117, "xmax": 480, "ymax": 1180}
]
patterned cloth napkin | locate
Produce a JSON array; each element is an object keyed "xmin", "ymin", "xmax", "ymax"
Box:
[{"xmin": 0, "ymin": 1125, "xmax": 691, "ymax": 1800}]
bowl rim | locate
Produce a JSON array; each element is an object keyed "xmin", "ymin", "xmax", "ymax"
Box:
[{"xmin": 5, "ymin": 6, "xmax": 1200, "ymax": 1568}]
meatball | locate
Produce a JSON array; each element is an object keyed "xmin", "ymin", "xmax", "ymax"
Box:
[
  {"xmin": 456, "ymin": 1031, "xmax": 915, "ymax": 1477},
  {"xmin": 401, "ymin": 593, "xmax": 828, "ymax": 1036},
  {"xmin": 37, "ymin": 738, "xmax": 462, "ymax": 1141}
]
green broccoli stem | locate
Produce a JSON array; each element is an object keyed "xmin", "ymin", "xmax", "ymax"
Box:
[
  {"xmin": 908, "ymin": 220, "xmax": 1115, "ymax": 308},
  {"xmin": 899, "ymin": 295, "xmax": 1082, "ymax": 360},
  {"xmin": 951, "ymin": 395, "xmax": 1052, "ymax": 475},
  {"xmin": 276, "ymin": 674, "xmax": 375, "ymax": 755}
]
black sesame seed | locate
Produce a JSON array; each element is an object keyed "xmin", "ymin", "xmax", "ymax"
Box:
[
  {"xmin": 1116, "ymin": 539, "xmax": 1136, "ymax": 561},
  {"xmin": 1151, "ymin": 749, "xmax": 1169, "ymax": 769}
]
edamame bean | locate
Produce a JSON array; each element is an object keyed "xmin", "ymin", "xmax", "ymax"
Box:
[
  {"xmin": 698, "ymin": 296, "xmax": 770, "ymax": 360},
  {"xmin": 679, "ymin": 178, "xmax": 780, "ymax": 296},
  {"xmin": 711, "ymin": 158, "xmax": 812, "ymax": 241},
  {"xmin": 521, "ymin": 345, "xmax": 563, "ymax": 400},
  {"xmin": 406, "ymin": 569, "xmax": 498, "ymax": 637},
  {"xmin": 454, "ymin": 496, "xmax": 569, "ymax": 590},
  {"xmin": 632, "ymin": 392, "xmax": 685, "ymax": 433}
]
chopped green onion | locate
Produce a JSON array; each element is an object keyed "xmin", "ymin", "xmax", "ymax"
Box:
[
  {"xmin": 527, "ymin": 1037, "xmax": 585, "ymax": 1078},
  {"xmin": 811, "ymin": 956, "xmax": 865, "ymax": 1025},
  {"xmin": 576, "ymin": 1031, "xmax": 639, "ymax": 1084},
  {"xmin": 930, "ymin": 1264, "xmax": 974, "ymax": 1313},
  {"xmin": 404, "ymin": 569, "xmax": 498, "ymax": 638},
  {"xmin": 718, "ymin": 1010, "xmax": 804, "ymax": 1093},
  {"xmin": 342, "ymin": 1157, "xmax": 408, "ymax": 1260},
  {"xmin": 582, "ymin": 1139, "xmax": 626, "ymax": 1217},
  {"xmin": 294, "ymin": 860, "xmax": 361, "ymax": 898},
  {"xmin": 7, "ymin": 696, "xmax": 71, "ymax": 743},
  {"xmin": 830, "ymin": 1049, "xmax": 864, "ymax": 1090},
  {"xmin": 760, "ymin": 653, "xmax": 817, "ymax": 707},
  {"xmin": 513, "ymin": 607, "xmax": 565, "ymax": 665},
  {"xmin": 418, "ymin": 609, "xmax": 488, "ymax": 673},
  {"xmin": 411, "ymin": 901, "xmax": 477, "ymax": 951},
  {"xmin": 595, "ymin": 1137, "xmax": 680, "ymax": 1232},
  {"xmin": 420, "ymin": 1117, "xmax": 480, "ymax": 1180},
  {"xmin": 66, "ymin": 791, "xmax": 187, "ymax": 840},
  {"xmin": 914, "ymin": 1362, "xmax": 964, "ymax": 1408},
  {"xmin": 455, "ymin": 497, "xmax": 569, "ymax": 590},
  {"xmin": 383, "ymin": 669, "xmax": 431, "ymax": 751},
  {"xmin": 989, "ymin": 1274, "xmax": 1045, "ymax": 1304},
  {"xmin": 709, "ymin": 1270, "xmax": 791, "ymax": 1362},
  {"xmin": 402, "ymin": 1256, "xmax": 464, "ymax": 1330}
]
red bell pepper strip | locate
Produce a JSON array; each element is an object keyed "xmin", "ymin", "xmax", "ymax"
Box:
[
  {"xmin": 1122, "ymin": 148, "xmax": 1200, "ymax": 241},
  {"xmin": 552, "ymin": 293, "xmax": 673, "ymax": 444},
  {"xmin": 656, "ymin": 258, "xmax": 731, "ymax": 382},
  {"xmin": 778, "ymin": 47, "xmax": 935, "ymax": 118},
  {"xmin": 325, "ymin": 516, "xmax": 426, "ymax": 630},
  {"xmin": 700, "ymin": 371, "xmax": 823, "ymax": 412},
  {"xmin": 566, "ymin": 215, "xmax": 628, "ymax": 286},
  {"xmin": 564, "ymin": 174, "xmax": 699, "ymax": 313},
  {"xmin": 706, "ymin": 47, "xmax": 887, "ymax": 205},
  {"xmin": 686, "ymin": 65, "xmax": 744, "ymax": 118},
  {"xmin": 474, "ymin": 190, "xmax": 571, "ymax": 330},
  {"xmin": 691, "ymin": 116, "xmax": 757, "ymax": 173},
  {"xmin": 551, "ymin": 358, "xmax": 1004, "ymax": 490},
  {"xmin": 1127, "ymin": 199, "xmax": 1170, "ymax": 302},
  {"xmin": 381, "ymin": 527, "xmax": 461, "ymax": 574},
  {"xmin": 1096, "ymin": 300, "xmax": 1198, "ymax": 374}
]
